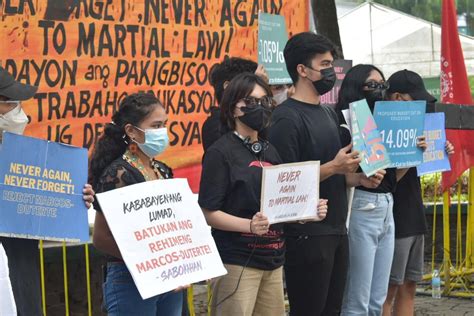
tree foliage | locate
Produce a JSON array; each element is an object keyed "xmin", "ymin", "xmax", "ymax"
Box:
[{"xmin": 355, "ymin": 0, "xmax": 471, "ymax": 29}]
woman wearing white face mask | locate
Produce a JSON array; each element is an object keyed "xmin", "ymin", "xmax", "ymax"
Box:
[
  {"xmin": 89, "ymin": 93, "xmax": 184, "ymax": 315},
  {"xmin": 0, "ymin": 101, "xmax": 29, "ymax": 139},
  {"xmin": 0, "ymin": 66, "xmax": 36, "ymax": 140}
]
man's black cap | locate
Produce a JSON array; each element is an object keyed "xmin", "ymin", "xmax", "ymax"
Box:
[
  {"xmin": 0, "ymin": 66, "xmax": 38, "ymax": 101},
  {"xmin": 387, "ymin": 69, "xmax": 436, "ymax": 103}
]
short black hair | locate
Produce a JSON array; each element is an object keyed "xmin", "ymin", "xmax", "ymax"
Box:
[
  {"xmin": 209, "ymin": 57, "xmax": 258, "ymax": 105},
  {"xmin": 220, "ymin": 73, "xmax": 272, "ymax": 131},
  {"xmin": 284, "ymin": 32, "xmax": 337, "ymax": 84}
]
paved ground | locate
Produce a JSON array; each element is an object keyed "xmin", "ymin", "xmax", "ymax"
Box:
[
  {"xmin": 414, "ymin": 295, "xmax": 474, "ymax": 316},
  {"xmin": 191, "ymin": 285, "xmax": 474, "ymax": 315}
]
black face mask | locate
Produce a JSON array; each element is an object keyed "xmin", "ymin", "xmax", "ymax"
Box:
[
  {"xmin": 311, "ymin": 67, "xmax": 337, "ymax": 96},
  {"xmin": 364, "ymin": 89, "xmax": 386, "ymax": 112},
  {"xmin": 238, "ymin": 106, "xmax": 272, "ymax": 132}
]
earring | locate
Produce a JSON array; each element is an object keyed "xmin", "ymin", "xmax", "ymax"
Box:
[{"xmin": 129, "ymin": 140, "xmax": 138, "ymax": 154}]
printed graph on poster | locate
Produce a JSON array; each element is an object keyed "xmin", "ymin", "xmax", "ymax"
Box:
[
  {"xmin": 349, "ymin": 99, "xmax": 391, "ymax": 176},
  {"xmin": 373, "ymin": 101, "xmax": 426, "ymax": 168}
]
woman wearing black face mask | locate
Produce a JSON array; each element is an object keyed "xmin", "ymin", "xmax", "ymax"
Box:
[
  {"xmin": 335, "ymin": 65, "xmax": 425, "ymax": 316},
  {"xmin": 336, "ymin": 65, "xmax": 394, "ymax": 316},
  {"xmin": 335, "ymin": 65, "xmax": 389, "ymax": 147},
  {"xmin": 199, "ymin": 72, "xmax": 329, "ymax": 315}
]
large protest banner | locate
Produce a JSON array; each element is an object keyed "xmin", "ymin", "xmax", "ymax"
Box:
[
  {"xmin": 0, "ymin": 1, "xmax": 309, "ymax": 192},
  {"xmin": 96, "ymin": 178, "xmax": 226, "ymax": 299},
  {"xmin": 0, "ymin": 132, "xmax": 89, "ymax": 241},
  {"xmin": 261, "ymin": 161, "xmax": 320, "ymax": 224},
  {"xmin": 374, "ymin": 101, "xmax": 426, "ymax": 168}
]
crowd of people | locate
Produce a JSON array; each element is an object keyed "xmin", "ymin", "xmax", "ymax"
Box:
[{"xmin": 0, "ymin": 30, "xmax": 454, "ymax": 316}]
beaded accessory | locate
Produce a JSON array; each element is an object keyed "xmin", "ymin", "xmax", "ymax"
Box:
[{"xmin": 123, "ymin": 150, "xmax": 163, "ymax": 181}]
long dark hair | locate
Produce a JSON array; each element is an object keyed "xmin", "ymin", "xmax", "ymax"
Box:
[
  {"xmin": 220, "ymin": 72, "xmax": 272, "ymax": 131},
  {"xmin": 335, "ymin": 64, "xmax": 385, "ymax": 122},
  {"xmin": 89, "ymin": 93, "xmax": 162, "ymax": 187}
]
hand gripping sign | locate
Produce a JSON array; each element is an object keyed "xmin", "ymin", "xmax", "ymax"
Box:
[
  {"xmin": 96, "ymin": 178, "xmax": 226, "ymax": 299},
  {"xmin": 261, "ymin": 161, "xmax": 320, "ymax": 225}
]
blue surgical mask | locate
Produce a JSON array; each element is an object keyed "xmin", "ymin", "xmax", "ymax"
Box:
[{"xmin": 134, "ymin": 127, "xmax": 169, "ymax": 158}]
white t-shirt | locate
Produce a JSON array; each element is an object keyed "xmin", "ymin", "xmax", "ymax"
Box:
[{"xmin": 0, "ymin": 242, "xmax": 16, "ymax": 315}]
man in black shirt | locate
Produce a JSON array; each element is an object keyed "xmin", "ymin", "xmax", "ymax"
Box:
[
  {"xmin": 268, "ymin": 32, "xmax": 385, "ymax": 315},
  {"xmin": 382, "ymin": 70, "xmax": 454, "ymax": 316},
  {"xmin": 202, "ymin": 57, "xmax": 259, "ymax": 151}
]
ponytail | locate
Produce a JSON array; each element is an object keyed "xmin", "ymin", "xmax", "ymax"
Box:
[{"xmin": 88, "ymin": 122, "xmax": 127, "ymax": 187}]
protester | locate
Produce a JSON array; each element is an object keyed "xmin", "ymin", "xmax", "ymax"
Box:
[
  {"xmin": 199, "ymin": 72, "xmax": 329, "ymax": 316},
  {"xmin": 0, "ymin": 66, "xmax": 95, "ymax": 316},
  {"xmin": 202, "ymin": 57, "xmax": 269, "ymax": 151},
  {"xmin": 268, "ymin": 33, "xmax": 385, "ymax": 315},
  {"xmin": 202, "ymin": 57, "xmax": 258, "ymax": 151},
  {"xmin": 382, "ymin": 69, "xmax": 454, "ymax": 316},
  {"xmin": 270, "ymin": 84, "xmax": 293, "ymax": 107},
  {"xmin": 89, "ymin": 93, "xmax": 183, "ymax": 315},
  {"xmin": 335, "ymin": 64, "xmax": 427, "ymax": 316}
]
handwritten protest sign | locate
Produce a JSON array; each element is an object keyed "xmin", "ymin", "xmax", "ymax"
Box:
[
  {"xmin": 350, "ymin": 99, "xmax": 391, "ymax": 176},
  {"xmin": 261, "ymin": 161, "xmax": 320, "ymax": 224},
  {"xmin": 258, "ymin": 12, "xmax": 291, "ymax": 84},
  {"xmin": 0, "ymin": 1, "xmax": 309, "ymax": 192},
  {"xmin": 0, "ymin": 132, "xmax": 88, "ymax": 241},
  {"xmin": 374, "ymin": 101, "xmax": 426, "ymax": 168},
  {"xmin": 96, "ymin": 178, "xmax": 226, "ymax": 299},
  {"xmin": 417, "ymin": 113, "xmax": 451, "ymax": 176}
]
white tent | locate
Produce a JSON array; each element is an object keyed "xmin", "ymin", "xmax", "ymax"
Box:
[{"xmin": 337, "ymin": 1, "xmax": 474, "ymax": 78}]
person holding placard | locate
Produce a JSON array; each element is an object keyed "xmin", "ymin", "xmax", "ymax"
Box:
[
  {"xmin": 335, "ymin": 65, "xmax": 426, "ymax": 316},
  {"xmin": 89, "ymin": 93, "xmax": 184, "ymax": 315},
  {"xmin": 0, "ymin": 66, "xmax": 95, "ymax": 316},
  {"xmin": 382, "ymin": 70, "xmax": 454, "ymax": 316},
  {"xmin": 202, "ymin": 57, "xmax": 261, "ymax": 152},
  {"xmin": 268, "ymin": 33, "xmax": 385, "ymax": 316},
  {"xmin": 199, "ymin": 72, "xmax": 328, "ymax": 316}
]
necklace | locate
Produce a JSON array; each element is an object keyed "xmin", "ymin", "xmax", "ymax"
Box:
[{"xmin": 123, "ymin": 150, "xmax": 163, "ymax": 181}]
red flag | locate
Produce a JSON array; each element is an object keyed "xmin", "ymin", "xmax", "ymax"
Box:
[{"xmin": 440, "ymin": 0, "xmax": 474, "ymax": 190}]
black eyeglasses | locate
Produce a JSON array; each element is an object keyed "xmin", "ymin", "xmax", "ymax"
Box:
[
  {"xmin": 364, "ymin": 81, "xmax": 390, "ymax": 90},
  {"xmin": 241, "ymin": 96, "xmax": 273, "ymax": 110}
]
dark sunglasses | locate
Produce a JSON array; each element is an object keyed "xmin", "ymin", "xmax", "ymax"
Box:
[
  {"xmin": 241, "ymin": 96, "xmax": 273, "ymax": 110},
  {"xmin": 364, "ymin": 81, "xmax": 390, "ymax": 90}
]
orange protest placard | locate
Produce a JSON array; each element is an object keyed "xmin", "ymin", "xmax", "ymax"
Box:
[{"xmin": 0, "ymin": 0, "xmax": 308, "ymax": 191}]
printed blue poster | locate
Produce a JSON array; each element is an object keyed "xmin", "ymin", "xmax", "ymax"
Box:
[
  {"xmin": 258, "ymin": 12, "xmax": 292, "ymax": 84},
  {"xmin": 350, "ymin": 99, "xmax": 391, "ymax": 177},
  {"xmin": 0, "ymin": 132, "xmax": 89, "ymax": 242},
  {"xmin": 417, "ymin": 113, "xmax": 451, "ymax": 176},
  {"xmin": 374, "ymin": 101, "xmax": 426, "ymax": 168}
]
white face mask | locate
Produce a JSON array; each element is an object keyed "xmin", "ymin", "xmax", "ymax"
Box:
[
  {"xmin": 273, "ymin": 88, "xmax": 288, "ymax": 106},
  {"xmin": 0, "ymin": 102, "xmax": 29, "ymax": 139}
]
